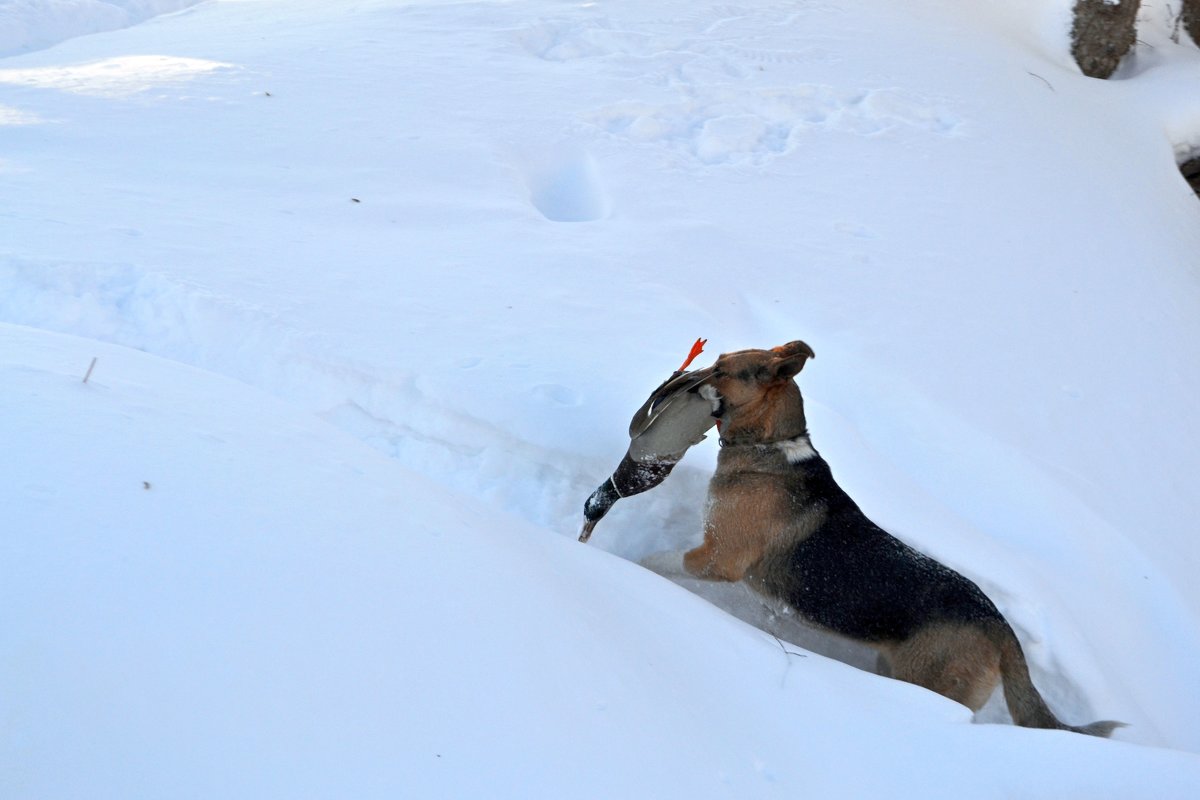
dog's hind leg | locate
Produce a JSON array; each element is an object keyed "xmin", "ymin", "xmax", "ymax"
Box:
[{"xmin": 886, "ymin": 624, "xmax": 1002, "ymax": 712}]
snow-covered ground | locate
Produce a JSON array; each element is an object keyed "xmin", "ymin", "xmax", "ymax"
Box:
[
  {"xmin": 3, "ymin": 0, "xmax": 1200, "ymax": 796},
  {"xmin": 0, "ymin": 1, "xmax": 202, "ymax": 58}
]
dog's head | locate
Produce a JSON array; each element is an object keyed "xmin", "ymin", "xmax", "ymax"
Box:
[{"xmin": 696, "ymin": 341, "xmax": 815, "ymax": 445}]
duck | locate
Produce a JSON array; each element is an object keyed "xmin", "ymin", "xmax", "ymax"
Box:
[{"xmin": 579, "ymin": 338, "xmax": 717, "ymax": 543}]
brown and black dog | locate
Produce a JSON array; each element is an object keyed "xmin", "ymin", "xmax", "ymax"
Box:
[{"xmin": 681, "ymin": 341, "xmax": 1121, "ymax": 735}]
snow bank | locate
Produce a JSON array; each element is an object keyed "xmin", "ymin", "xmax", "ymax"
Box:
[{"xmin": 0, "ymin": 1, "xmax": 202, "ymax": 59}]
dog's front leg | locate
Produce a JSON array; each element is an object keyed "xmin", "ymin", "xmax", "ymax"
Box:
[
  {"xmin": 640, "ymin": 548, "xmax": 742, "ymax": 581},
  {"xmin": 682, "ymin": 540, "xmax": 747, "ymax": 582},
  {"xmin": 638, "ymin": 550, "xmax": 689, "ymax": 578},
  {"xmin": 682, "ymin": 494, "xmax": 761, "ymax": 582},
  {"xmin": 640, "ymin": 544, "xmax": 744, "ymax": 582}
]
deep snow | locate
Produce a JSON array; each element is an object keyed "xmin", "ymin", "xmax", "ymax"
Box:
[
  {"xmin": 8, "ymin": 323, "xmax": 1200, "ymax": 798},
  {"xmin": 0, "ymin": 1, "xmax": 202, "ymax": 58},
  {"xmin": 3, "ymin": 0, "xmax": 1200, "ymax": 796}
]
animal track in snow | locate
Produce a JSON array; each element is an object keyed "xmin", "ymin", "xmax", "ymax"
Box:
[
  {"xmin": 511, "ymin": 2, "xmax": 842, "ymax": 64},
  {"xmin": 513, "ymin": 19, "xmax": 662, "ymax": 62},
  {"xmin": 586, "ymin": 86, "xmax": 961, "ymax": 166},
  {"xmin": 532, "ymin": 383, "xmax": 582, "ymax": 407},
  {"xmin": 508, "ymin": 5, "xmax": 957, "ymax": 166}
]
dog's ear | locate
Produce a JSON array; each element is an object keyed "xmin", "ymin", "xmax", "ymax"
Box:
[{"xmin": 771, "ymin": 340, "xmax": 815, "ymax": 380}]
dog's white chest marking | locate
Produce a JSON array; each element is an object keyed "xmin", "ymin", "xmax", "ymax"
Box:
[{"xmin": 777, "ymin": 436, "xmax": 817, "ymax": 464}]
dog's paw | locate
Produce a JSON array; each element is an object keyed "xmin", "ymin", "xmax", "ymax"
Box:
[{"xmin": 638, "ymin": 550, "xmax": 688, "ymax": 578}]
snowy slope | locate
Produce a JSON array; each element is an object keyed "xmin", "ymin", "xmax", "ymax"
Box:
[
  {"xmin": 3, "ymin": 0, "xmax": 1200, "ymax": 794},
  {"xmin": 4, "ymin": 323, "xmax": 1200, "ymax": 798},
  {"xmin": 0, "ymin": 0, "xmax": 202, "ymax": 58}
]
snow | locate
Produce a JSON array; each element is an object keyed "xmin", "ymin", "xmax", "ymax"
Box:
[
  {"xmin": 2, "ymin": 0, "xmax": 1200, "ymax": 796},
  {"xmin": 0, "ymin": 1, "xmax": 202, "ymax": 58}
]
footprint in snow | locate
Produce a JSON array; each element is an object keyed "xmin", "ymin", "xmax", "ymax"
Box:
[
  {"xmin": 532, "ymin": 383, "xmax": 582, "ymax": 407},
  {"xmin": 519, "ymin": 146, "xmax": 611, "ymax": 222}
]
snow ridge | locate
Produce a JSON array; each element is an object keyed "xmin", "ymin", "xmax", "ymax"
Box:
[{"xmin": 0, "ymin": 1, "xmax": 203, "ymax": 60}]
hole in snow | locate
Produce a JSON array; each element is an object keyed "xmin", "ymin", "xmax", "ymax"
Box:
[{"xmin": 524, "ymin": 147, "xmax": 611, "ymax": 222}]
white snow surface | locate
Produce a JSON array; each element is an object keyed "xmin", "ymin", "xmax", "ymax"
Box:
[
  {"xmin": 3, "ymin": 0, "xmax": 1200, "ymax": 796},
  {"xmin": 0, "ymin": 0, "xmax": 202, "ymax": 58}
]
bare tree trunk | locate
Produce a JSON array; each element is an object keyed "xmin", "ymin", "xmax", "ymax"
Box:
[
  {"xmin": 1184, "ymin": 0, "xmax": 1200, "ymax": 46},
  {"xmin": 1173, "ymin": 1, "xmax": 1199, "ymax": 198},
  {"xmin": 1181, "ymin": 157, "xmax": 1200, "ymax": 197},
  {"xmin": 1071, "ymin": 0, "xmax": 1141, "ymax": 79}
]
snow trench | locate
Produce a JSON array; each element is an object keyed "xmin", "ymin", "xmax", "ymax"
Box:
[
  {"xmin": 0, "ymin": 255, "xmax": 652, "ymax": 549},
  {"xmin": 0, "ymin": 254, "xmax": 1110, "ymax": 730}
]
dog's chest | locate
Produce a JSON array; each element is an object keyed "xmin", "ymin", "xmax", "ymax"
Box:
[{"xmin": 705, "ymin": 449, "xmax": 821, "ymax": 554}]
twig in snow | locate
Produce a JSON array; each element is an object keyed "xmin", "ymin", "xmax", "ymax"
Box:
[
  {"xmin": 771, "ymin": 633, "xmax": 806, "ymax": 659},
  {"xmin": 82, "ymin": 357, "xmax": 98, "ymax": 384},
  {"xmin": 770, "ymin": 633, "xmax": 806, "ymax": 689},
  {"xmin": 1027, "ymin": 71, "xmax": 1055, "ymax": 92}
]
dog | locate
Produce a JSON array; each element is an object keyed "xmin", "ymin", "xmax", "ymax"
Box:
[{"xmin": 677, "ymin": 341, "xmax": 1121, "ymax": 735}]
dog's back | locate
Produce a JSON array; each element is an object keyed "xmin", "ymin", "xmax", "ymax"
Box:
[{"xmin": 745, "ymin": 447, "xmax": 1005, "ymax": 645}]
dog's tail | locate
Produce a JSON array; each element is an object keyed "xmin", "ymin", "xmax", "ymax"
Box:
[{"xmin": 991, "ymin": 622, "xmax": 1124, "ymax": 737}]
